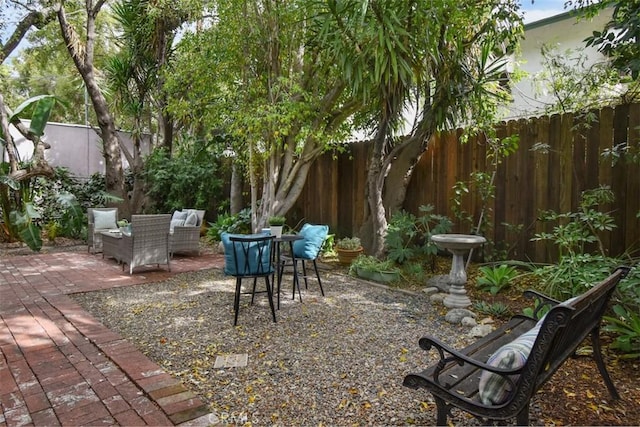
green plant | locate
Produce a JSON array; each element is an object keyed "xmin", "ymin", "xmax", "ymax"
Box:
[
  {"xmin": 532, "ymin": 254, "xmax": 618, "ymax": 300},
  {"xmin": 55, "ymin": 192, "xmax": 86, "ymax": 239},
  {"xmin": 142, "ymin": 146, "xmax": 223, "ymax": 213},
  {"xmin": 349, "ymin": 255, "xmax": 399, "ymax": 274},
  {"xmin": 206, "ymin": 209, "xmax": 252, "ymax": 242},
  {"xmin": 29, "ymin": 168, "xmax": 91, "ymax": 241},
  {"xmin": 603, "ymin": 304, "xmax": 640, "ymax": 359},
  {"xmin": 532, "ymin": 186, "xmax": 616, "ymax": 258},
  {"xmin": 1, "ymin": 95, "xmax": 65, "ymax": 248},
  {"xmin": 322, "ymin": 234, "xmax": 336, "ymax": 256},
  {"xmin": 385, "ymin": 205, "xmax": 452, "ymax": 268},
  {"xmin": 268, "ymin": 216, "xmax": 286, "ymax": 226},
  {"xmin": 45, "ymin": 220, "xmax": 60, "ymax": 242},
  {"xmin": 117, "ymin": 219, "xmax": 129, "ymax": 228},
  {"xmin": 602, "ymin": 267, "xmax": 640, "ymax": 359},
  {"xmin": 74, "ymin": 173, "xmax": 118, "ymax": 209},
  {"xmin": 473, "ymin": 301, "xmax": 512, "ymax": 319},
  {"xmin": 349, "ymin": 255, "xmax": 401, "ymax": 283},
  {"xmin": 476, "ymin": 264, "xmax": 518, "ymax": 295},
  {"xmin": 522, "ymin": 299, "xmax": 551, "ymax": 320},
  {"xmin": 335, "ymin": 236, "xmax": 362, "ymax": 250},
  {"xmin": 452, "ymin": 133, "xmax": 519, "ymax": 262}
]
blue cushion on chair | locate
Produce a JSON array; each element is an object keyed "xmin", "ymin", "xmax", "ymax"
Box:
[
  {"xmin": 221, "ymin": 232, "xmax": 273, "ymax": 276},
  {"xmin": 293, "ymin": 224, "xmax": 329, "ymax": 260}
]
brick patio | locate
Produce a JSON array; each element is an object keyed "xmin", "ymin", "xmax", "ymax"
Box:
[{"xmin": 0, "ymin": 250, "xmax": 225, "ymax": 426}]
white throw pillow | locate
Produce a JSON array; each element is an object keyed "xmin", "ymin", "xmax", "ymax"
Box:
[
  {"xmin": 93, "ymin": 210, "xmax": 117, "ymax": 230},
  {"xmin": 170, "ymin": 219, "xmax": 186, "ymax": 231},
  {"xmin": 477, "ymin": 295, "xmax": 580, "ymax": 405},
  {"xmin": 172, "ymin": 210, "xmax": 188, "ymax": 221},
  {"xmin": 185, "ymin": 212, "xmax": 198, "ymax": 227},
  {"xmin": 478, "ymin": 324, "xmax": 540, "ymax": 405}
]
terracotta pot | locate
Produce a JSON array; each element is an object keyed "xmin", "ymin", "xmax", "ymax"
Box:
[{"xmin": 336, "ymin": 247, "xmax": 364, "ymax": 265}]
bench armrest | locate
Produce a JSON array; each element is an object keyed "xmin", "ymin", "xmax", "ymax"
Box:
[
  {"xmin": 418, "ymin": 336, "xmax": 523, "ymax": 382},
  {"xmin": 522, "ymin": 289, "xmax": 563, "ymax": 318}
]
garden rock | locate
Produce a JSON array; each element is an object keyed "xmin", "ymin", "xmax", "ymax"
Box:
[
  {"xmin": 426, "ymin": 274, "xmax": 451, "ymax": 292},
  {"xmin": 461, "ymin": 317, "xmax": 477, "ymax": 327},
  {"xmin": 422, "ymin": 287, "xmax": 440, "ymax": 296},
  {"xmin": 444, "ymin": 308, "xmax": 476, "ymax": 324},
  {"xmin": 429, "ymin": 293, "xmax": 447, "ymax": 304},
  {"xmin": 469, "ymin": 324, "xmax": 494, "ymax": 338}
]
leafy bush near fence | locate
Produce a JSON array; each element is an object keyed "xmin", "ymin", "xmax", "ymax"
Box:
[
  {"xmin": 528, "ymin": 186, "xmax": 639, "ymax": 358},
  {"xmin": 385, "ymin": 205, "xmax": 452, "ymax": 270}
]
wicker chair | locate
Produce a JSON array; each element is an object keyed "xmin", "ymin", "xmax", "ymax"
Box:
[
  {"xmin": 170, "ymin": 209, "xmax": 205, "ymax": 256},
  {"xmin": 120, "ymin": 214, "xmax": 171, "ymax": 274},
  {"xmin": 87, "ymin": 207, "xmax": 119, "ymax": 253}
]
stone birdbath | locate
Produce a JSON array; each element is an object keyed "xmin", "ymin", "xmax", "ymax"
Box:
[{"xmin": 431, "ymin": 234, "xmax": 487, "ymax": 308}]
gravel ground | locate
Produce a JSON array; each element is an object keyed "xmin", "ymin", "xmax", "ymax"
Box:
[{"xmin": 71, "ymin": 267, "xmax": 497, "ymax": 426}]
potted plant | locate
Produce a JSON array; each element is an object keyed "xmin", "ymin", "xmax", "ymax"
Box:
[
  {"xmin": 335, "ymin": 236, "xmax": 364, "ymax": 265},
  {"xmin": 268, "ymin": 216, "xmax": 286, "ymax": 238},
  {"xmin": 349, "ymin": 255, "xmax": 400, "ymax": 283},
  {"xmin": 117, "ymin": 219, "xmax": 130, "ymax": 234}
]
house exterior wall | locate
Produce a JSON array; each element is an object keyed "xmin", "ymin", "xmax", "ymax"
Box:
[{"xmin": 506, "ymin": 7, "xmax": 613, "ymax": 119}]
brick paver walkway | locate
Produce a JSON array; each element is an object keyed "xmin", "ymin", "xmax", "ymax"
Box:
[{"xmin": 0, "ymin": 250, "xmax": 224, "ymax": 426}]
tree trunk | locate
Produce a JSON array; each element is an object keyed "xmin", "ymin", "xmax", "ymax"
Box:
[
  {"xmin": 360, "ymin": 124, "xmax": 390, "ymax": 258},
  {"xmin": 360, "ymin": 131, "xmax": 434, "ymax": 256},
  {"xmin": 382, "ymin": 133, "xmax": 433, "ymax": 213},
  {"xmin": 230, "ymin": 161, "xmax": 243, "ymax": 215},
  {"xmin": 57, "ymin": 3, "xmax": 131, "ymax": 215}
]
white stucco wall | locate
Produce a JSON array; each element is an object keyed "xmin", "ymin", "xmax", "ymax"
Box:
[
  {"xmin": 6, "ymin": 122, "xmax": 149, "ymax": 179},
  {"xmin": 506, "ymin": 7, "xmax": 613, "ymax": 119}
]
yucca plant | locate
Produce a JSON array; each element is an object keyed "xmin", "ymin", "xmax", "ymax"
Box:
[{"xmin": 476, "ymin": 264, "xmax": 518, "ymax": 295}]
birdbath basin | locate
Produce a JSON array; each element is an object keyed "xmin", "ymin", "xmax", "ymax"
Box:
[{"xmin": 431, "ymin": 234, "xmax": 487, "ymax": 308}]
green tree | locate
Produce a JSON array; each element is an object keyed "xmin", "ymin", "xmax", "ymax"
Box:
[
  {"xmin": 7, "ymin": 8, "xmax": 116, "ymax": 124},
  {"xmin": 533, "ymin": 44, "xmax": 632, "ymax": 116},
  {"xmin": 314, "ymin": 0, "xmax": 523, "ymax": 255},
  {"xmin": 575, "ymin": 0, "xmax": 640, "ymax": 79},
  {"xmin": 165, "ymin": 0, "xmax": 361, "ymax": 230}
]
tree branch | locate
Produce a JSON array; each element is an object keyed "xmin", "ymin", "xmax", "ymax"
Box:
[{"xmin": 0, "ymin": 4, "xmax": 59, "ymax": 64}]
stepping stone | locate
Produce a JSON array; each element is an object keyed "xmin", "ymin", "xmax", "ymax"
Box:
[{"xmin": 214, "ymin": 353, "xmax": 248, "ymax": 369}]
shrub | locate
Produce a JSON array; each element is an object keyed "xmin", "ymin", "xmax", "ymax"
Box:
[
  {"xmin": 143, "ymin": 147, "xmax": 223, "ymax": 213},
  {"xmin": 335, "ymin": 237, "xmax": 361, "ymax": 250},
  {"xmin": 385, "ymin": 205, "xmax": 452, "ymax": 269},
  {"xmin": 473, "ymin": 301, "xmax": 511, "ymax": 319},
  {"xmin": 206, "ymin": 209, "xmax": 252, "ymax": 242},
  {"xmin": 476, "ymin": 264, "xmax": 518, "ymax": 295}
]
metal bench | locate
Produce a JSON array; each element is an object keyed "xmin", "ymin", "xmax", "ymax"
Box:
[{"xmin": 403, "ymin": 266, "xmax": 631, "ymax": 425}]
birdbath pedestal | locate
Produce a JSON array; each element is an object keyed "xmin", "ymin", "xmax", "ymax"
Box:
[{"xmin": 431, "ymin": 234, "xmax": 487, "ymax": 308}]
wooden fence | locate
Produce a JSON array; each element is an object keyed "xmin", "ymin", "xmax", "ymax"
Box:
[{"xmin": 290, "ymin": 103, "xmax": 640, "ymax": 263}]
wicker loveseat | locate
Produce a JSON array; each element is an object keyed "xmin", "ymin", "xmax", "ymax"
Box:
[
  {"xmin": 169, "ymin": 209, "xmax": 205, "ymax": 256},
  {"xmin": 120, "ymin": 214, "xmax": 172, "ymax": 274}
]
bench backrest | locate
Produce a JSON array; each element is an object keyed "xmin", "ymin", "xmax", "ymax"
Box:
[{"xmin": 515, "ymin": 266, "xmax": 629, "ymax": 402}]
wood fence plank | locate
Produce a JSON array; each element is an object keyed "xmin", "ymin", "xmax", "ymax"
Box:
[
  {"xmin": 291, "ymin": 104, "xmax": 638, "ymax": 263},
  {"xmin": 597, "ymin": 107, "xmax": 615, "ymax": 254},
  {"xmin": 559, "ymin": 112, "xmax": 574, "ymax": 215},
  {"xmin": 626, "ymin": 104, "xmax": 640, "ymax": 257},
  {"xmin": 612, "ymin": 105, "xmax": 630, "ymax": 256}
]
